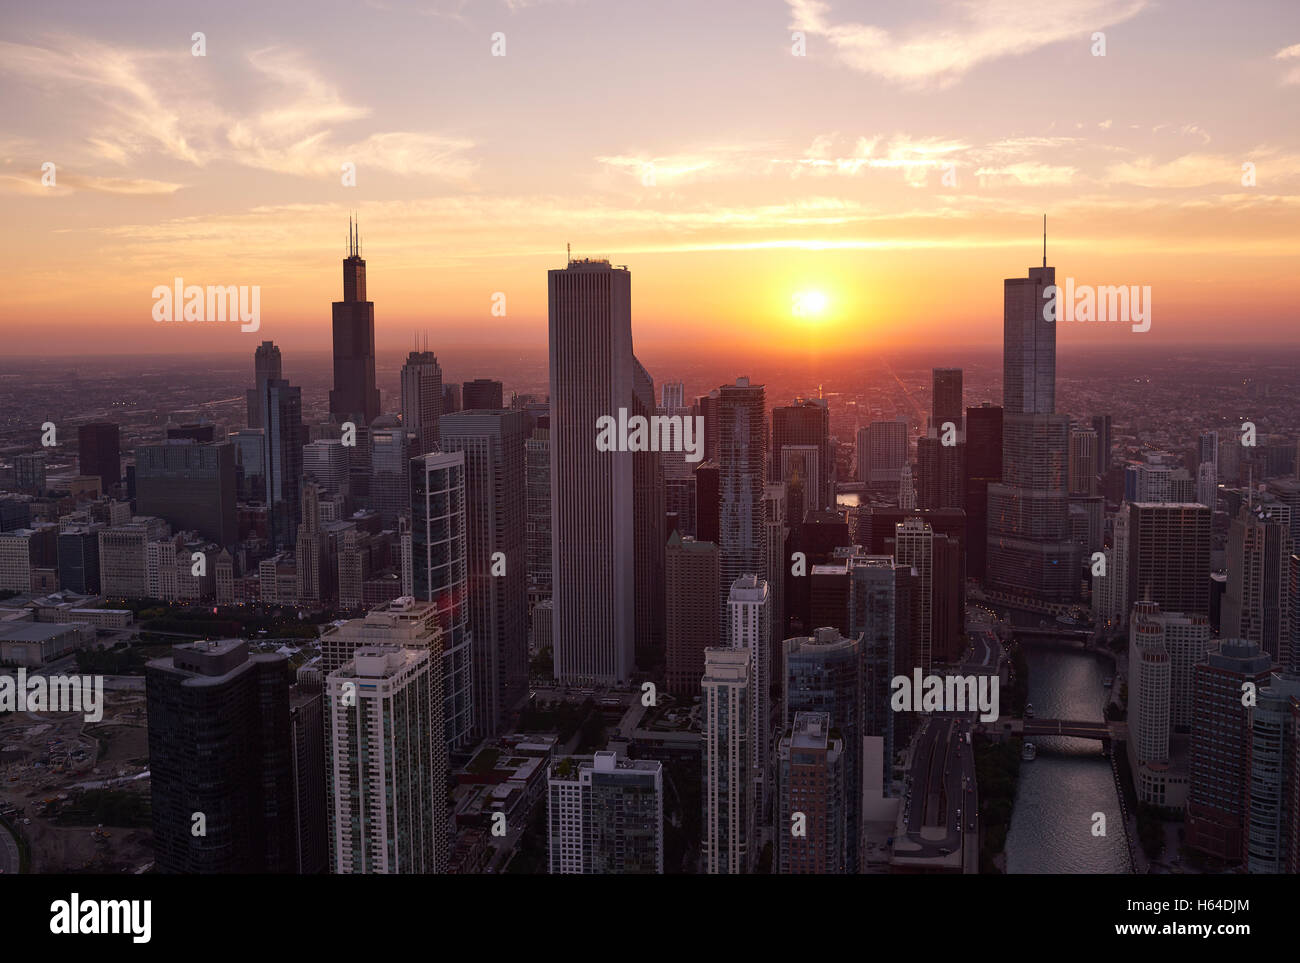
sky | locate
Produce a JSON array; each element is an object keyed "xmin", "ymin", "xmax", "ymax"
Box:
[{"xmin": 1, "ymin": 0, "xmax": 1297, "ymax": 358}]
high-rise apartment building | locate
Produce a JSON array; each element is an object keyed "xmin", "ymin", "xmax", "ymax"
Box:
[
  {"xmin": 728, "ymin": 575, "xmax": 772, "ymax": 818},
  {"xmin": 783, "ymin": 626, "xmax": 862, "ymax": 871},
  {"xmin": 1187, "ymin": 639, "xmax": 1274, "ymax": 864},
  {"xmin": 775, "ymin": 710, "xmax": 846, "ymax": 874},
  {"xmin": 701, "ymin": 646, "xmax": 753, "ymax": 874},
  {"xmin": 1224, "ymin": 502, "xmax": 1293, "ymax": 664},
  {"xmin": 718, "ymin": 377, "xmax": 767, "ymax": 632},
  {"xmin": 546, "ymin": 751, "xmax": 664, "ymax": 874},
  {"xmin": 325, "ymin": 645, "xmax": 448, "ymax": 873},
  {"xmin": 410, "ymin": 452, "xmax": 473, "ymax": 750}
]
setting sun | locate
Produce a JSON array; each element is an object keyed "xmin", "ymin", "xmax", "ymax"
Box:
[{"xmin": 794, "ymin": 290, "xmax": 829, "ymax": 318}]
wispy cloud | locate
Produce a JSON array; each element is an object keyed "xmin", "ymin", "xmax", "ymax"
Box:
[
  {"xmin": 785, "ymin": 0, "xmax": 1146, "ymax": 89},
  {"xmin": 0, "ymin": 37, "xmax": 477, "ymax": 182},
  {"xmin": 1277, "ymin": 43, "xmax": 1300, "ymax": 85}
]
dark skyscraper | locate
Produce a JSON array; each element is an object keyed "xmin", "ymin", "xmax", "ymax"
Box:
[
  {"xmin": 462, "ymin": 379, "xmax": 504, "ymax": 411},
  {"xmin": 246, "ymin": 340, "xmax": 282, "ymax": 430},
  {"xmin": 695, "ymin": 460, "xmax": 720, "ymax": 544},
  {"xmin": 964, "ymin": 404, "xmax": 1002, "ymax": 580},
  {"xmin": 77, "ymin": 421, "xmax": 120, "ymax": 492},
  {"xmin": 931, "ymin": 368, "xmax": 963, "ymax": 432},
  {"xmin": 772, "ymin": 399, "xmax": 831, "ymax": 511},
  {"xmin": 329, "ymin": 221, "xmax": 380, "ymax": 426},
  {"xmin": 440, "ymin": 409, "xmax": 529, "ymax": 738},
  {"xmin": 146, "ymin": 639, "xmax": 295, "ymax": 874},
  {"xmin": 136, "ymin": 439, "xmax": 238, "ymax": 548},
  {"xmin": 264, "ymin": 378, "xmax": 306, "ymax": 551},
  {"xmin": 718, "ymin": 377, "xmax": 767, "ymax": 632}
]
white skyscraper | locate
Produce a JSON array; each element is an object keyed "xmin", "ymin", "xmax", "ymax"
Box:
[
  {"xmin": 548, "ymin": 258, "xmax": 637, "ymax": 684},
  {"xmin": 546, "ymin": 751, "xmax": 664, "ymax": 874},
  {"xmin": 701, "ymin": 646, "xmax": 752, "ymax": 874},
  {"xmin": 728, "ymin": 575, "xmax": 772, "ymax": 817},
  {"xmin": 326, "ymin": 645, "xmax": 448, "ymax": 873}
]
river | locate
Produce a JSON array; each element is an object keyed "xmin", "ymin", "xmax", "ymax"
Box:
[{"xmin": 1003, "ymin": 644, "xmax": 1134, "ymax": 874}]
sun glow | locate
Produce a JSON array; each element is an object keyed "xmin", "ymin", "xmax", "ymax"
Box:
[{"xmin": 793, "ymin": 289, "xmax": 829, "ymax": 318}]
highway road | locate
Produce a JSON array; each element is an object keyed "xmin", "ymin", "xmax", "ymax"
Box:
[{"xmin": 0, "ymin": 819, "xmax": 20, "ymax": 875}]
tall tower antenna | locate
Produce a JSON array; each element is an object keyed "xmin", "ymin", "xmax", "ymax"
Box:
[
  {"xmin": 1042, "ymin": 214, "xmax": 1047, "ymax": 268},
  {"xmin": 567, "ymin": 242, "xmax": 571, "ymax": 264}
]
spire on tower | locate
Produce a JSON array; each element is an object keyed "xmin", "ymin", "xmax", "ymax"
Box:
[{"xmin": 1042, "ymin": 214, "xmax": 1047, "ymax": 268}]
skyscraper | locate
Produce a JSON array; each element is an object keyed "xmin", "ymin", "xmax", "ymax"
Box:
[
  {"xmin": 783, "ymin": 626, "xmax": 863, "ymax": 871},
  {"xmin": 963, "ymin": 404, "xmax": 1002, "ymax": 580},
  {"xmin": 772, "ymin": 398, "xmax": 831, "ymax": 510},
  {"xmin": 1224, "ymin": 502, "xmax": 1293, "ymax": 664},
  {"xmin": 728, "ymin": 574, "xmax": 772, "ymax": 818},
  {"xmin": 77, "ymin": 422, "xmax": 120, "ymax": 492},
  {"xmin": 410, "ymin": 451, "xmax": 473, "ymax": 750},
  {"xmin": 665, "ymin": 532, "xmax": 720, "ymax": 695},
  {"xmin": 325, "ymin": 645, "xmax": 448, "ymax": 873},
  {"xmin": 264, "ymin": 378, "xmax": 306, "ymax": 551},
  {"xmin": 701, "ymin": 646, "xmax": 753, "ymax": 874},
  {"xmin": 246, "ymin": 340, "xmax": 282, "ymax": 430},
  {"xmin": 858, "ymin": 419, "xmax": 908, "ymax": 487},
  {"xmin": 1246, "ymin": 671, "xmax": 1300, "ymax": 873},
  {"xmin": 462, "ymin": 378, "xmax": 504, "ymax": 411},
  {"xmin": 850, "ymin": 554, "xmax": 898, "ymax": 792},
  {"xmin": 368, "ymin": 428, "xmax": 412, "ymax": 527},
  {"xmin": 775, "ymin": 711, "xmax": 846, "ymax": 874},
  {"xmin": 400, "ymin": 349, "xmax": 443, "ymax": 457},
  {"xmin": 548, "ymin": 257, "xmax": 637, "ymax": 684},
  {"xmin": 329, "ymin": 221, "xmax": 380, "ymax": 426},
  {"xmin": 525, "ymin": 421, "xmax": 552, "ymax": 611},
  {"xmin": 987, "ymin": 235, "xmax": 1079, "ymax": 602},
  {"xmin": 931, "ymin": 368, "xmax": 963, "ymax": 433},
  {"xmin": 1187, "ymin": 639, "xmax": 1274, "ymax": 864},
  {"xmin": 546, "ymin": 751, "xmax": 664, "ymax": 874},
  {"xmin": 1127, "ymin": 502, "xmax": 1212, "ymax": 618},
  {"xmin": 893, "ymin": 518, "xmax": 934, "ymax": 672},
  {"xmin": 135, "ymin": 439, "xmax": 237, "ymax": 548},
  {"xmin": 718, "ymin": 377, "xmax": 767, "ymax": 632},
  {"xmin": 146, "ymin": 639, "xmax": 295, "ymax": 873},
  {"xmin": 440, "ymin": 409, "xmax": 529, "ymax": 738}
]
